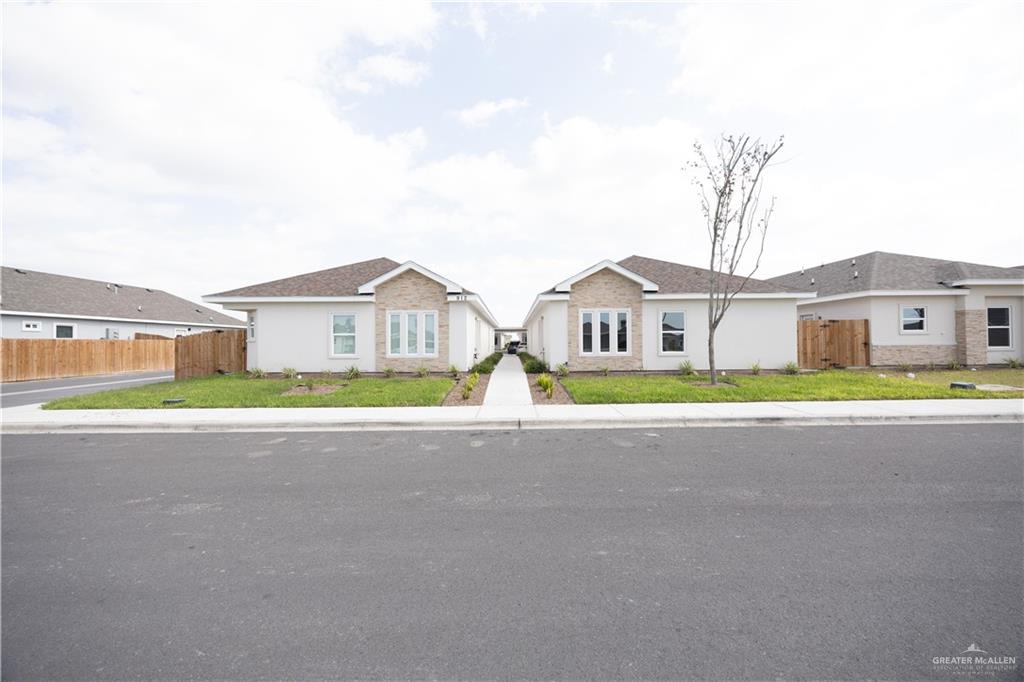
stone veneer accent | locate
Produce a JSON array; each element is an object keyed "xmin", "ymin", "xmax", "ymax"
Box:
[
  {"xmin": 567, "ymin": 268, "xmax": 643, "ymax": 371},
  {"xmin": 955, "ymin": 309, "xmax": 988, "ymax": 366},
  {"xmin": 870, "ymin": 344, "xmax": 957, "ymax": 366},
  {"xmin": 374, "ymin": 270, "xmax": 449, "ymax": 373}
]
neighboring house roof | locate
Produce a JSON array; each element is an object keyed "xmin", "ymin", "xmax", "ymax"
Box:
[
  {"xmin": 768, "ymin": 251, "xmax": 1024, "ymax": 297},
  {"xmin": 0, "ymin": 266, "xmax": 244, "ymax": 327},
  {"xmin": 209, "ymin": 257, "xmax": 401, "ymax": 297}
]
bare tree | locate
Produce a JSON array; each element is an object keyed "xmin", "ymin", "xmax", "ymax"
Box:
[{"xmin": 689, "ymin": 134, "xmax": 784, "ymax": 385}]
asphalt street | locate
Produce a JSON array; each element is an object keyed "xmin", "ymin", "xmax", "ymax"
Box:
[
  {"xmin": 0, "ymin": 371, "xmax": 173, "ymax": 408},
  {"xmin": 2, "ymin": 425, "xmax": 1022, "ymax": 680}
]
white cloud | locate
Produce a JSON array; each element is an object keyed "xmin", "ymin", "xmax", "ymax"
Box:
[
  {"xmin": 342, "ymin": 53, "xmax": 430, "ymax": 92},
  {"xmin": 468, "ymin": 3, "xmax": 488, "ymax": 40},
  {"xmin": 602, "ymin": 51, "xmax": 615, "ymax": 74},
  {"xmin": 453, "ymin": 98, "xmax": 530, "ymax": 127}
]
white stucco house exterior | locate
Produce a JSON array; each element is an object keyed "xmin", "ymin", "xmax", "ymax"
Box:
[
  {"xmin": 522, "ymin": 255, "xmax": 810, "ymax": 371},
  {"xmin": 769, "ymin": 252, "xmax": 1024, "ymax": 366},
  {"xmin": 1, "ymin": 266, "xmax": 244, "ymax": 340},
  {"xmin": 204, "ymin": 258, "xmax": 498, "ymax": 373}
]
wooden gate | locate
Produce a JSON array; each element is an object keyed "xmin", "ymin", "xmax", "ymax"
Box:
[
  {"xmin": 798, "ymin": 319, "xmax": 870, "ymax": 368},
  {"xmin": 174, "ymin": 329, "xmax": 247, "ymax": 380}
]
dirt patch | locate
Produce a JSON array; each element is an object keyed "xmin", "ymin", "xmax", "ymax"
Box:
[
  {"xmin": 529, "ymin": 376, "xmax": 575, "ymax": 405},
  {"xmin": 442, "ymin": 373, "xmax": 491, "ymax": 407},
  {"xmin": 281, "ymin": 383, "xmax": 346, "ymax": 396}
]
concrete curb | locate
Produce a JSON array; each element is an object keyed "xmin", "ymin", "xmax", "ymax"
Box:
[{"xmin": 3, "ymin": 412, "xmax": 1021, "ymax": 434}]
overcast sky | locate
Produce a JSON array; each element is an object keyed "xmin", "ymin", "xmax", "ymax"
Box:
[{"xmin": 3, "ymin": 2, "xmax": 1022, "ymax": 325}]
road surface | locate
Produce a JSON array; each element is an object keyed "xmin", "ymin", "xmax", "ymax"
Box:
[{"xmin": 0, "ymin": 371, "xmax": 172, "ymax": 407}]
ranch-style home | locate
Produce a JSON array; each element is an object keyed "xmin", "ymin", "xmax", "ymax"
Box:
[
  {"xmin": 522, "ymin": 255, "xmax": 811, "ymax": 371},
  {"xmin": 203, "ymin": 258, "xmax": 498, "ymax": 373},
  {"xmin": 769, "ymin": 252, "xmax": 1024, "ymax": 366}
]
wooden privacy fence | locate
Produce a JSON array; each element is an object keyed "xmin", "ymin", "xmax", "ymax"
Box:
[
  {"xmin": 798, "ymin": 319, "xmax": 870, "ymax": 369},
  {"xmin": 0, "ymin": 338, "xmax": 174, "ymax": 382},
  {"xmin": 134, "ymin": 332, "xmax": 171, "ymax": 340},
  {"xmin": 174, "ymin": 329, "xmax": 246, "ymax": 380}
]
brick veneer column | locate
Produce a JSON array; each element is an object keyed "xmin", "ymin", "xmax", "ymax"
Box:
[{"xmin": 955, "ymin": 309, "xmax": 987, "ymax": 365}]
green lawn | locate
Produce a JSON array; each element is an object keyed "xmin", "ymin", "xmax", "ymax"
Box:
[
  {"xmin": 561, "ymin": 369, "xmax": 1024, "ymax": 404},
  {"xmin": 43, "ymin": 374, "xmax": 456, "ymax": 409}
]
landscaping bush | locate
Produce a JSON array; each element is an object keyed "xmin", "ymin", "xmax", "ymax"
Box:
[
  {"xmin": 556, "ymin": 363, "xmax": 569, "ymax": 378},
  {"xmin": 897, "ymin": 362, "xmax": 912, "ymax": 373},
  {"xmin": 383, "ymin": 366, "xmax": 396, "ymax": 378},
  {"xmin": 448, "ymin": 364, "xmax": 460, "ymax": 378},
  {"xmin": 247, "ymin": 368, "xmax": 266, "ymax": 379},
  {"xmin": 1007, "ymin": 358, "xmax": 1022, "ymax": 369},
  {"xmin": 601, "ymin": 366, "xmax": 611, "ymax": 376},
  {"xmin": 282, "ymin": 367, "xmax": 298, "ymax": 379},
  {"xmin": 461, "ymin": 371, "xmax": 480, "ymax": 400},
  {"xmin": 470, "ymin": 351, "xmax": 503, "ymax": 374},
  {"xmin": 518, "ymin": 351, "xmax": 549, "ymax": 374},
  {"xmin": 537, "ymin": 373, "xmax": 554, "ymax": 398},
  {"xmin": 321, "ymin": 369, "xmax": 333, "ymax": 380},
  {"xmin": 782, "ymin": 361, "xmax": 800, "ymax": 375},
  {"xmin": 416, "ymin": 366, "xmax": 430, "ymax": 378},
  {"xmin": 750, "ymin": 362, "xmax": 761, "ymax": 376},
  {"xmin": 345, "ymin": 365, "xmax": 361, "ymax": 380},
  {"xmin": 678, "ymin": 360, "xmax": 695, "ymax": 376},
  {"xmin": 947, "ymin": 361, "xmax": 962, "ymax": 370}
]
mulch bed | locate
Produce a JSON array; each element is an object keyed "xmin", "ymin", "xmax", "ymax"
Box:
[
  {"xmin": 281, "ymin": 383, "xmax": 346, "ymax": 396},
  {"xmin": 442, "ymin": 373, "xmax": 491, "ymax": 407},
  {"xmin": 528, "ymin": 376, "xmax": 575, "ymax": 405}
]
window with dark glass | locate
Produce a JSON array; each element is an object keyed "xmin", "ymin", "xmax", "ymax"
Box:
[
  {"xmin": 661, "ymin": 311, "xmax": 685, "ymax": 352},
  {"xmin": 988, "ymin": 307, "xmax": 1011, "ymax": 348},
  {"xmin": 582, "ymin": 312, "xmax": 593, "ymax": 353}
]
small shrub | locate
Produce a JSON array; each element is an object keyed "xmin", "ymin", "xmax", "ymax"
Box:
[
  {"xmin": 460, "ymin": 371, "xmax": 480, "ymax": 400},
  {"xmin": 556, "ymin": 363, "xmax": 569, "ymax": 378},
  {"xmin": 601, "ymin": 366, "xmax": 611, "ymax": 376},
  {"xmin": 926, "ymin": 362, "xmax": 937, "ymax": 372},
  {"xmin": 320, "ymin": 369, "xmax": 333, "ymax": 380},
  {"xmin": 947, "ymin": 360, "xmax": 962, "ymax": 370},
  {"xmin": 345, "ymin": 365, "xmax": 361, "ymax": 380},
  {"xmin": 518, "ymin": 351, "xmax": 549, "ymax": 374},
  {"xmin": 383, "ymin": 366, "xmax": 396, "ymax": 378},
  {"xmin": 304, "ymin": 380, "xmax": 314, "ymax": 390},
  {"xmin": 750, "ymin": 362, "xmax": 761, "ymax": 376},
  {"xmin": 537, "ymin": 373, "xmax": 554, "ymax": 398},
  {"xmin": 1007, "ymin": 358, "xmax": 1022, "ymax": 369},
  {"xmin": 678, "ymin": 360, "xmax": 694, "ymax": 376},
  {"xmin": 782, "ymin": 361, "xmax": 800, "ymax": 375},
  {"xmin": 247, "ymin": 368, "xmax": 266, "ymax": 379},
  {"xmin": 448, "ymin": 364, "xmax": 460, "ymax": 378},
  {"xmin": 416, "ymin": 366, "xmax": 430, "ymax": 378},
  {"xmin": 897, "ymin": 362, "xmax": 912, "ymax": 372},
  {"xmin": 470, "ymin": 352, "xmax": 503, "ymax": 374},
  {"xmin": 281, "ymin": 367, "xmax": 298, "ymax": 379}
]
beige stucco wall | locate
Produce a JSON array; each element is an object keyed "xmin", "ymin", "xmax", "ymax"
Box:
[
  {"xmin": 374, "ymin": 270, "xmax": 449, "ymax": 373},
  {"xmin": 567, "ymin": 268, "xmax": 643, "ymax": 371}
]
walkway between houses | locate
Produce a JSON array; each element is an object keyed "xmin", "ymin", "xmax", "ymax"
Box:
[{"xmin": 482, "ymin": 354, "xmax": 534, "ymax": 407}]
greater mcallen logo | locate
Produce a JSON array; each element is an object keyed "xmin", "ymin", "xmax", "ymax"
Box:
[{"xmin": 932, "ymin": 643, "xmax": 1018, "ymax": 676}]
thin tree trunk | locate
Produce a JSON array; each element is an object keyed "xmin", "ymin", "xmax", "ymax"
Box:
[{"xmin": 708, "ymin": 325, "xmax": 717, "ymax": 386}]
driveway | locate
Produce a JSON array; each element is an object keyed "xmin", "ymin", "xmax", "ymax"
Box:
[
  {"xmin": 2, "ymin": 425, "xmax": 1021, "ymax": 680},
  {"xmin": 0, "ymin": 371, "xmax": 173, "ymax": 407}
]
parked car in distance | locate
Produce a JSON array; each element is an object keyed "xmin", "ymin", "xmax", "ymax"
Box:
[{"xmin": 507, "ymin": 340, "xmax": 520, "ymax": 355}]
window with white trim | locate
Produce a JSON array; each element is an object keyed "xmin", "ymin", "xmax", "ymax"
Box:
[
  {"xmin": 987, "ymin": 307, "xmax": 1011, "ymax": 348},
  {"xmin": 660, "ymin": 310, "xmax": 685, "ymax": 353},
  {"xmin": 900, "ymin": 306, "xmax": 927, "ymax": 333},
  {"xmin": 21, "ymin": 321, "xmax": 41, "ymax": 332},
  {"xmin": 247, "ymin": 313, "xmax": 256, "ymax": 341},
  {"xmin": 331, "ymin": 313, "xmax": 357, "ymax": 356},
  {"xmin": 54, "ymin": 323, "xmax": 76, "ymax": 339},
  {"xmin": 387, "ymin": 311, "xmax": 438, "ymax": 357},
  {"xmin": 580, "ymin": 309, "xmax": 630, "ymax": 355}
]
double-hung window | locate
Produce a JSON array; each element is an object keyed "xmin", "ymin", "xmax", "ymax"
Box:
[
  {"xmin": 660, "ymin": 310, "xmax": 686, "ymax": 353},
  {"xmin": 580, "ymin": 309, "xmax": 630, "ymax": 355},
  {"xmin": 330, "ymin": 313, "xmax": 357, "ymax": 356},
  {"xmin": 900, "ymin": 306, "xmax": 927, "ymax": 333},
  {"xmin": 987, "ymin": 307, "xmax": 1011, "ymax": 349},
  {"xmin": 54, "ymin": 323, "xmax": 76, "ymax": 339},
  {"xmin": 388, "ymin": 311, "xmax": 438, "ymax": 357}
]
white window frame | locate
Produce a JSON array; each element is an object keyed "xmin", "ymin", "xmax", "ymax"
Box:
[
  {"xmin": 386, "ymin": 310, "xmax": 439, "ymax": 358},
  {"xmin": 987, "ymin": 306, "xmax": 1012, "ymax": 350},
  {"xmin": 21, "ymin": 320, "xmax": 41, "ymax": 332},
  {"xmin": 657, "ymin": 308, "xmax": 687, "ymax": 356},
  {"xmin": 174, "ymin": 328, "xmax": 188, "ymax": 337},
  {"xmin": 579, "ymin": 308, "xmax": 631, "ymax": 356},
  {"xmin": 53, "ymin": 323, "xmax": 77, "ymax": 339},
  {"xmin": 247, "ymin": 313, "xmax": 256, "ymax": 342},
  {"xmin": 328, "ymin": 312, "xmax": 358, "ymax": 358},
  {"xmin": 899, "ymin": 305, "xmax": 928, "ymax": 334}
]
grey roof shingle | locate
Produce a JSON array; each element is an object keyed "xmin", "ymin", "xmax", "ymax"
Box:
[
  {"xmin": 768, "ymin": 251, "xmax": 1024, "ymax": 297},
  {"xmin": 618, "ymin": 255, "xmax": 799, "ymax": 294},
  {"xmin": 208, "ymin": 258, "xmax": 401, "ymax": 297},
  {"xmin": 1, "ymin": 267, "xmax": 244, "ymax": 326}
]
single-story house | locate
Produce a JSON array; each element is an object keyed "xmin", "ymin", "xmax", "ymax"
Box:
[
  {"xmin": 1, "ymin": 266, "xmax": 244, "ymax": 339},
  {"xmin": 203, "ymin": 258, "xmax": 498, "ymax": 373},
  {"xmin": 769, "ymin": 252, "xmax": 1024, "ymax": 366},
  {"xmin": 522, "ymin": 255, "xmax": 810, "ymax": 371}
]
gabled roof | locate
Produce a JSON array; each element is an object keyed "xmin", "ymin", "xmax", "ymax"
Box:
[
  {"xmin": 552, "ymin": 259, "xmax": 659, "ymax": 293},
  {"xmin": 619, "ymin": 255, "xmax": 798, "ymax": 294},
  {"xmin": 0, "ymin": 266, "xmax": 243, "ymax": 327},
  {"xmin": 768, "ymin": 251, "xmax": 1024, "ymax": 297},
  {"xmin": 208, "ymin": 257, "xmax": 400, "ymax": 297}
]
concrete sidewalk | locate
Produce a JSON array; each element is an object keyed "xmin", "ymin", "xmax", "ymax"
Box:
[
  {"xmin": 482, "ymin": 355, "xmax": 533, "ymax": 406},
  {"xmin": 2, "ymin": 398, "xmax": 1021, "ymax": 434}
]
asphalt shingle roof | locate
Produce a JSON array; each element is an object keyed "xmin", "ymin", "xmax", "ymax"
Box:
[
  {"xmin": 1, "ymin": 267, "xmax": 244, "ymax": 326},
  {"xmin": 768, "ymin": 251, "xmax": 1024, "ymax": 297},
  {"xmin": 209, "ymin": 258, "xmax": 401, "ymax": 297},
  {"xmin": 618, "ymin": 255, "xmax": 798, "ymax": 294}
]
